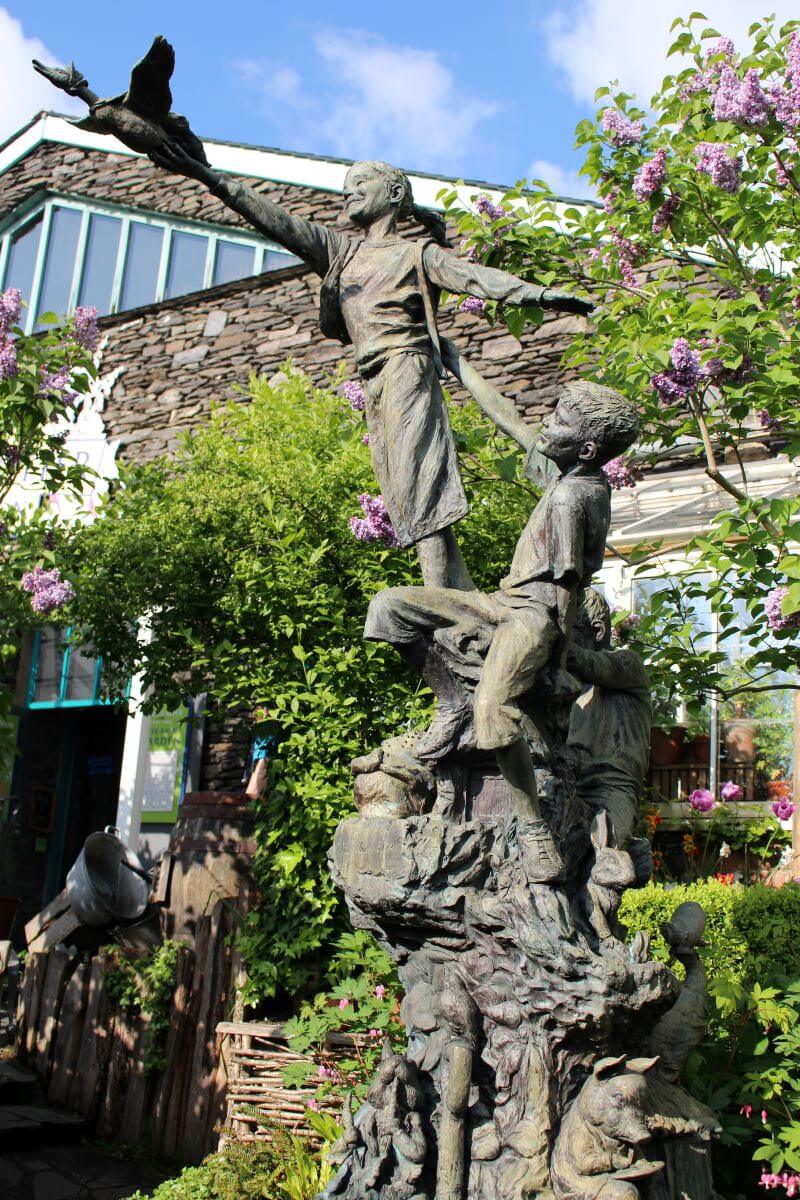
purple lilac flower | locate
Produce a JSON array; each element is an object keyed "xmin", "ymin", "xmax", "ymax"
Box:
[
  {"xmin": 765, "ymin": 585, "xmax": 800, "ymax": 632},
  {"xmin": 652, "ymin": 194, "xmax": 680, "ymax": 234},
  {"xmin": 772, "ymin": 798, "xmax": 797, "ymax": 821},
  {"xmin": 342, "ymin": 380, "xmax": 366, "ymax": 412},
  {"xmin": 689, "ymin": 788, "xmax": 715, "ymax": 813},
  {"xmin": 459, "ymin": 296, "xmax": 487, "ymax": 316},
  {"xmin": 609, "ymin": 226, "xmax": 639, "ymax": 288},
  {"xmin": 771, "ymin": 31, "xmax": 800, "ymax": 130},
  {"xmin": 632, "ymin": 149, "xmax": 667, "ymax": 201},
  {"xmin": 475, "ymin": 194, "xmax": 505, "ymax": 221},
  {"xmin": 72, "ymin": 305, "xmax": 99, "ymax": 352},
  {"xmin": 42, "ymin": 530, "xmax": 56, "ymax": 552},
  {"xmin": 0, "ymin": 288, "xmax": 22, "ymax": 335},
  {"xmin": 759, "ymin": 408, "xmax": 782, "ymax": 432},
  {"xmin": 601, "ymin": 108, "xmax": 644, "ymax": 145},
  {"xmin": 602, "ymin": 186, "xmax": 619, "ymax": 215},
  {"xmin": 602, "ymin": 456, "xmax": 637, "ymax": 489},
  {"xmin": 0, "ymin": 339, "xmax": 17, "ymax": 380},
  {"xmin": 460, "ymin": 239, "xmax": 481, "ymax": 263},
  {"xmin": 362, "ymin": 433, "xmax": 371, "ymax": 446},
  {"xmin": 3, "ymin": 444, "xmax": 20, "ymax": 467},
  {"xmin": 349, "ymin": 494, "xmax": 400, "ymax": 548},
  {"xmin": 694, "ymin": 143, "xmax": 742, "ymax": 194},
  {"xmin": 720, "ymin": 780, "xmax": 743, "ymax": 802},
  {"xmin": 713, "ymin": 65, "xmax": 770, "ymax": 126},
  {"xmin": 39, "ymin": 365, "xmax": 78, "ymax": 406},
  {"xmin": 21, "ymin": 566, "xmax": 76, "ymax": 614},
  {"xmin": 651, "ymin": 338, "xmax": 703, "ymax": 401}
]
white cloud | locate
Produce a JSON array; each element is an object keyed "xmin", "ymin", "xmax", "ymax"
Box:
[
  {"xmin": 528, "ymin": 157, "xmax": 595, "ymax": 199},
  {"xmin": 0, "ymin": 9, "xmax": 82, "ymax": 142},
  {"xmin": 312, "ymin": 31, "xmax": 499, "ymax": 171},
  {"xmin": 233, "ymin": 60, "xmax": 302, "ymax": 105},
  {"xmin": 543, "ymin": 0, "xmax": 800, "ymax": 106},
  {"xmin": 234, "ymin": 30, "xmax": 499, "ymax": 173}
]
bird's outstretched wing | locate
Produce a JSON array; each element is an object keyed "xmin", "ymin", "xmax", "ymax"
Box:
[{"xmin": 126, "ymin": 35, "xmax": 174, "ymax": 120}]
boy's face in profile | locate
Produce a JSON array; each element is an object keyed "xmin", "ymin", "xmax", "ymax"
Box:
[{"xmin": 537, "ymin": 398, "xmax": 593, "ymax": 469}]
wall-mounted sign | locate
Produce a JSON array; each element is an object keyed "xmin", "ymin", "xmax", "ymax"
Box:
[{"xmin": 141, "ymin": 708, "xmax": 190, "ymax": 823}]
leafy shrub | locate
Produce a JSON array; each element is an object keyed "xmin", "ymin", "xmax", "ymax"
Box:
[
  {"xmin": 282, "ymin": 930, "xmax": 406, "ymax": 1102},
  {"xmin": 69, "ymin": 368, "xmax": 535, "ymax": 1001},
  {"xmin": 620, "ymin": 880, "xmax": 800, "ymax": 983},
  {"xmin": 104, "ymin": 940, "xmax": 180, "ymax": 1073},
  {"xmin": 621, "ymin": 880, "xmax": 800, "ymax": 1192},
  {"xmin": 126, "ymin": 1127, "xmax": 330, "ymax": 1200}
]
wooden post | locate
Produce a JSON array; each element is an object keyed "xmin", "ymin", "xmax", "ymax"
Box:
[
  {"xmin": 48, "ymin": 960, "xmax": 90, "ymax": 1106},
  {"xmin": 34, "ymin": 947, "xmax": 74, "ymax": 1087}
]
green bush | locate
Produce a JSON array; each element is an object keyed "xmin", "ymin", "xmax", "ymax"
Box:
[
  {"xmin": 68, "ymin": 367, "xmax": 535, "ymax": 1002},
  {"xmin": 620, "ymin": 879, "xmax": 800, "ymax": 983},
  {"xmin": 621, "ymin": 880, "xmax": 800, "ymax": 1192},
  {"xmin": 126, "ymin": 1129, "xmax": 330, "ymax": 1200}
]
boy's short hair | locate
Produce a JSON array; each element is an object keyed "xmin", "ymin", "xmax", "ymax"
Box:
[
  {"xmin": 560, "ymin": 380, "xmax": 640, "ymax": 463},
  {"xmin": 575, "ymin": 587, "xmax": 612, "ymax": 650}
]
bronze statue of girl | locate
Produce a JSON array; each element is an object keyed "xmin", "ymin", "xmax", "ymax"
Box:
[{"xmin": 35, "ymin": 42, "xmax": 592, "ymax": 588}]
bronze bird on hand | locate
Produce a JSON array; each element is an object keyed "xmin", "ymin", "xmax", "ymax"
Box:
[{"xmin": 32, "ymin": 35, "xmax": 208, "ymax": 168}]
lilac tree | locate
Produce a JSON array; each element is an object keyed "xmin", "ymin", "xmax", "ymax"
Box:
[
  {"xmin": 443, "ymin": 14, "xmax": 800, "ymax": 719},
  {"xmin": 0, "ymin": 289, "xmax": 97, "ymax": 765}
]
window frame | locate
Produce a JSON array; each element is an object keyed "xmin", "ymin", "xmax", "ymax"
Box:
[
  {"xmin": 25, "ymin": 625, "xmax": 128, "ymax": 709},
  {"xmin": 1, "ymin": 191, "xmax": 294, "ymax": 332}
]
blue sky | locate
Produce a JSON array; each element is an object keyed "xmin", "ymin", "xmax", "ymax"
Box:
[{"xmin": 2, "ymin": 1, "xmax": 791, "ymax": 193}]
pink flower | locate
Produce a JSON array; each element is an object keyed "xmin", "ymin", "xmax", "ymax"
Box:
[
  {"xmin": 374, "ymin": 984, "xmax": 385, "ymax": 1000},
  {"xmin": 602, "ymin": 456, "xmax": 637, "ymax": 490},
  {"xmin": 349, "ymin": 494, "xmax": 400, "ymax": 548},
  {"xmin": 601, "ymin": 108, "xmax": 644, "ymax": 145},
  {"xmin": 307, "ymin": 1098, "xmax": 319, "ymax": 1111},
  {"xmin": 342, "ymin": 380, "xmax": 366, "ymax": 411},
  {"xmin": 21, "ymin": 566, "xmax": 76, "ymax": 614},
  {"xmin": 632, "ymin": 149, "xmax": 667, "ymax": 201},
  {"xmin": 362, "ymin": 433, "xmax": 371, "ymax": 446},
  {"xmin": 459, "ymin": 296, "xmax": 487, "ymax": 315},
  {"xmin": 0, "ymin": 288, "xmax": 22, "ymax": 335},
  {"xmin": 740, "ymin": 1104, "xmax": 752, "ymax": 1118},
  {"xmin": 765, "ymin": 586, "xmax": 800, "ymax": 632},
  {"xmin": 761, "ymin": 1108, "xmax": 768, "ymax": 1125},
  {"xmin": 72, "ymin": 305, "xmax": 99, "ymax": 351},
  {"xmin": 0, "ymin": 339, "xmax": 18, "ymax": 380},
  {"xmin": 317, "ymin": 1063, "xmax": 331, "ymax": 1079},
  {"xmin": 337, "ymin": 997, "xmax": 350, "ymax": 1010},
  {"xmin": 772, "ymin": 798, "xmax": 796, "ymax": 822},
  {"xmin": 369, "ymin": 1028, "xmax": 380, "ymax": 1038},
  {"xmin": 720, "ymin": 780, "xmax": 743, "ymax": 802},
  {"xmin": 694, "ymin": 142, "xmax": 742, "ymax": 194},
  {"xmin": 689, "ymin": 788, "xmax": 715, "ymax": 813}
]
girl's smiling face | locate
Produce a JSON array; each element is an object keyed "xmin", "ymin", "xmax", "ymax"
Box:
[{"xmin": 343, "ymin": 164, "xmax": 403, "ymax": 227}]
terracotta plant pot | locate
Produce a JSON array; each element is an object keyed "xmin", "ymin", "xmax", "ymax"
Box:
[{"xmin": 650, "ymin": 726, "xmax": 686, "ymax": 766}]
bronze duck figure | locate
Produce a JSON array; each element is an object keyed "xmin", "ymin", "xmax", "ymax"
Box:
[{"xmin": 32, "ymin": 36, "xmax": 208, "ymax": 167}]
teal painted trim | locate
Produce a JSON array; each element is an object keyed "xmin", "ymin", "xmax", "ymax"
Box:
[
  {"xmin": 43, "ymin": 725, "xmax": 76, "ymax": 903},
  {"xmin": 58, "ymin": 634, "xmax": 71, "ymax": 703},
  {"xmin": 26, "ymin": 629, "xmax": 42, "ymax": 705},
  {"xmin": 28, "ymin": 698, "xmax": 114, "ymax": 710}
]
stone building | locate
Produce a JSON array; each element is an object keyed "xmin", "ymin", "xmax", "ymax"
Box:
[{"xmin": 1, "ymin": 112, "xmax": 796, "ymax": 934}]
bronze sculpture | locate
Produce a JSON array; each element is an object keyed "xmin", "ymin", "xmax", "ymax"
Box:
[
  {"xmin": 36, "ymin": 39, "xmax": 589, "ymax": 589},
  {"xmin": 34, "ymin": 42, "xmax": 721, "ymax": 1197}
]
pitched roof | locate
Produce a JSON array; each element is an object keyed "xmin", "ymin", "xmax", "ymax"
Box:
[{"xmin": 0, "ymin": 110, "xmax": 597, "ymax": 210}]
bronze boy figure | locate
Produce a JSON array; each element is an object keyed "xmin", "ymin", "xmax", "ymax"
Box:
[
  {"xmin": 363, "ymin": 347, "xmax": 639, "ymax": 881},
  {"xmin": 36, "ymin": 42, "xmax": 592, "ymax": 589}
]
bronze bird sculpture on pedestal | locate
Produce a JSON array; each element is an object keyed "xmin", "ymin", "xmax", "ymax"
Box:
[{"xmin": 32, "ymin": 35, "xmax": 208, "ymax": 167}]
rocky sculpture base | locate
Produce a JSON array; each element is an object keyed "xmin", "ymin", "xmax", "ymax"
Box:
[{"xmin": 322, "ymin": 758, "xmax": 721, "ymax": 1200}]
